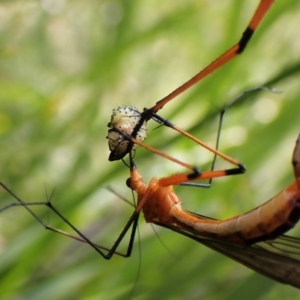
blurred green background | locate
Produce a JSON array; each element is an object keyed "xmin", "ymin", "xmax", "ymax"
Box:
[{"xmin": 1, "ymin": 1, "xmax": 300, "ymax": 299}]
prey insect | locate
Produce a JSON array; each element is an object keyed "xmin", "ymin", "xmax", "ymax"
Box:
[{"xmin": 107, "ymin": 0, "xmax": 274, "ymax": 161}]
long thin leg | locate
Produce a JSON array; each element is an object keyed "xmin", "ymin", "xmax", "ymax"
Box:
[
  {"xmin": 117, "ymin": 125, "xmax": 243, "ymax": 169},
  {"xmin": 119, "ymin": 86, "xmax": 279, "ymax": 187},
  {"xmin": 0, "ymin": 182, "xmax": 139, "ymax": 259},
  {"xmin": 116, "ymin": 126, "xmax": 244, "ymax": 188},
  {"xmin": 142, "ymin": 0, "xmax": 274, "ymax": 117},
  {"xmin": 157, "ymin": 168, "xmax": 243, "ymax": 187},
  {"xmin": 178, "ymin": 86, "xmax": 280, "ymax": 187}
]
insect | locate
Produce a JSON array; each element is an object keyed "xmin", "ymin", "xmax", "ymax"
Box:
[
  {"xmin": 2, "ymin": 132, "xmax": 300, "ymax": 288},
  {"xmin": 107, "ymin": 0, "xmax": 274, "ymax": 161},
  {"xmin": 123, "ymin": 133, "xmax": 300, "ymax": 288},
  {"xmin": 0, "ymin": 0, "xmax": 300, "ymax": 299}
]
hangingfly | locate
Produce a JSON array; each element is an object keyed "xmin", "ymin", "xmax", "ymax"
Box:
[{"xmin": 124, "ymin": 134, "xmax": 300, "ymax": 288}]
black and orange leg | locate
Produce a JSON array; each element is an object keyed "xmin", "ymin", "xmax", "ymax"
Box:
[
  {"xmin": 157, "ymin": 168, "xmax": 244, "ymax": 187},
  {"xmin": 117, "ymin": 125, "xmax": 245, "ymax": 188},
  {"xmin": 142, "ymin": 0, "xmax": 274, "ymax": 117},
  {"xmin": 121, "ymin": 86, "xmax": 280, "ymax": 188},
  {"xmin": 151, "ymin": 86, "xmax": 278, "ymax": 187}
]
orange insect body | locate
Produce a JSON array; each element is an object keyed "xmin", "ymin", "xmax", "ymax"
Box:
[
  {"xmin": 123, "ymin": 136, "xmax": 300, "ymax": 288},
  {"xmin": 129, "ymin": 136, "xmax": 300, "ymax": 246}
]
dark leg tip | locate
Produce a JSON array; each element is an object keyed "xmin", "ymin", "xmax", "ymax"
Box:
[{"xmin": 238, "ymin": 163, "xmax": 246, "ymax": 173}]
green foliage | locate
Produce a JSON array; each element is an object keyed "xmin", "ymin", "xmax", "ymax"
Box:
[{"xmin": 1, "ymin": 1, "xmax": 300, "ymax": 299}]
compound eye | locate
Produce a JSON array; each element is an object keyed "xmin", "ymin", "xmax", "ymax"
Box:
[{"xmin": 126, "ymin": 178, "xmax": 131, "ymax": 188}]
